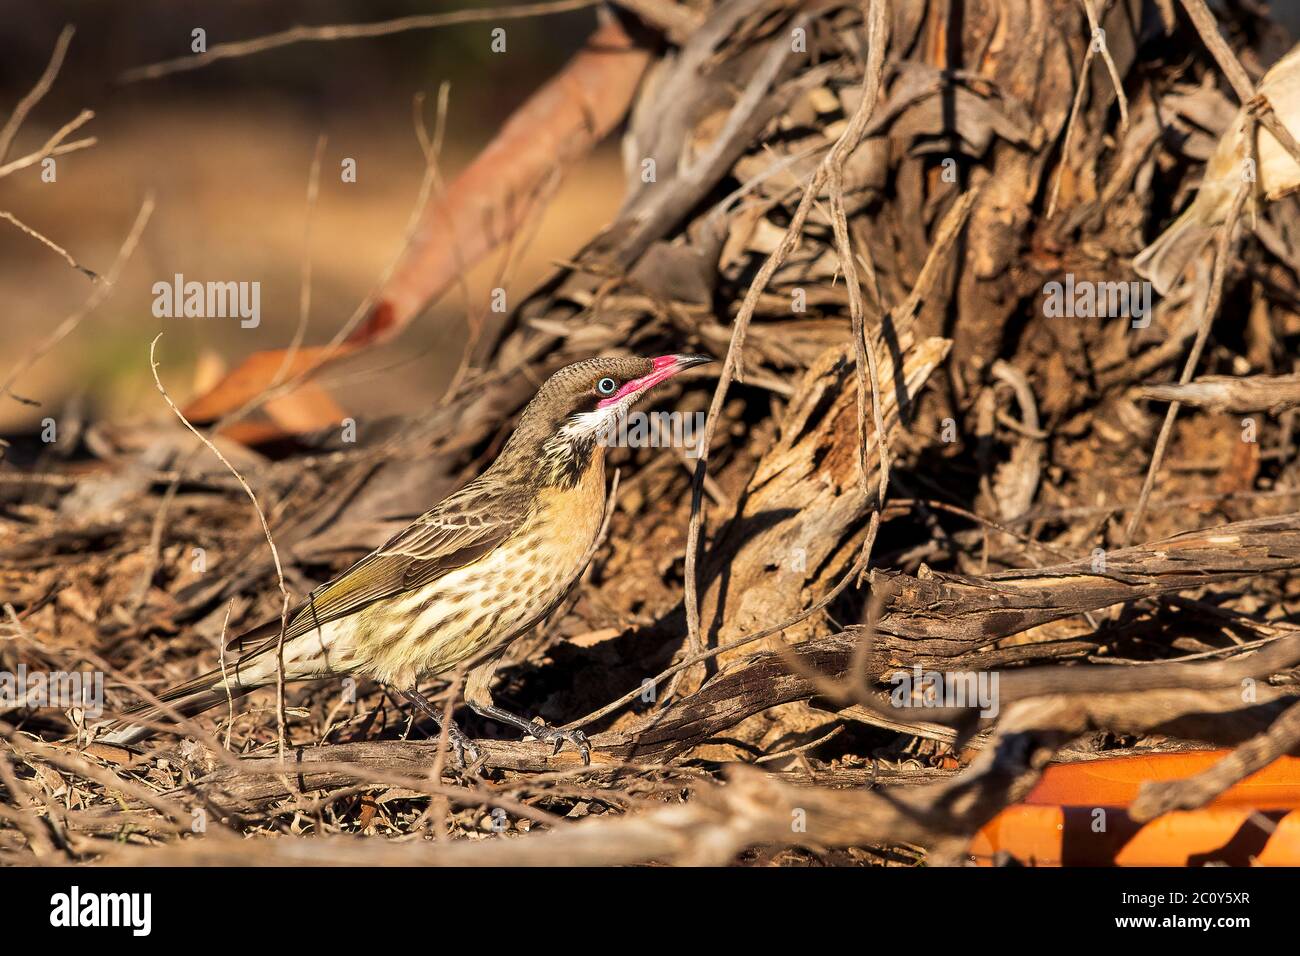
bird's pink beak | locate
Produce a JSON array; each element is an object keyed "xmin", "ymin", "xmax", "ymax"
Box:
[{"xmin": 597, "ymin": 354, "xmax": 712, "ymax": 408}]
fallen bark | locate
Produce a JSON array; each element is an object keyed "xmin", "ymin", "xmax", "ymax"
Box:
[{"xmin": 870, "ymin": 514, "xmax": 1300, "ymax": 668}]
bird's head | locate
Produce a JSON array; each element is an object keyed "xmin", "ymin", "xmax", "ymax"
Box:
[{"xmin": 501, "ymin": 354, "xmax": 712, "ymax": 485}]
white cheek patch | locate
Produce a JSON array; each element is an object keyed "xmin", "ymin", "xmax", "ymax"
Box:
[
  {"xmin": 559, "ymin": 407, "xmax": 612, "ymax": 441},
  {"xmin": 558, "ymin": 399, "xmax": 635, "ymax": 446}
]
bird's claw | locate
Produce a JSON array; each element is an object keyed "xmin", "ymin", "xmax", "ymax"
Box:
[
  {"xmin": 525, "ymin": 720, "xmax": 591, "ymax": 765},
  {"xmin": 444, "ymin": 723, "xmax": 482, "ymax": 770}
]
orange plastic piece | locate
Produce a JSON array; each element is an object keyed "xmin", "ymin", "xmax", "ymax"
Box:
[{"xmin": 970, "ymin": 752, "xmax": 1300, "ymax": 865}]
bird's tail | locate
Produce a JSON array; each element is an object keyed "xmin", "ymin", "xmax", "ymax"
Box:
[
  {"xmin": 97, "ymin": 666, "xmax": 252, "ymax": 746},
  {"xmin": 100, "ymin": 616, "xmax": 356, "ymax": 746},
  {"xmin": 1133, "ymin": 207, "xmax": 1215, "ymax": 297}
]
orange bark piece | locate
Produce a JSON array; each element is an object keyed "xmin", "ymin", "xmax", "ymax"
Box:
[
  {"xmin": 181, "ymin": 345, "xmax": 355, "ymax": 424},
  {"xmin": 263, "ymin": 379, "xmax": 348, "ymax": 433}
]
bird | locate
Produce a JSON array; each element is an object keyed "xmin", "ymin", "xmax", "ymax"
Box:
[
  {"xmin": 99, "ymin": 354, "xmax": 713, "ymax": 764},
  {"xmin": 1134, "ymin": 42, "xmax": 1300, "ymax": 296}
]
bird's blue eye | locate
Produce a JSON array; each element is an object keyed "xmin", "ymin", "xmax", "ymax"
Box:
[{"xmin": 597, "ymin": 377, "xmax": 618, "ymax": 395}]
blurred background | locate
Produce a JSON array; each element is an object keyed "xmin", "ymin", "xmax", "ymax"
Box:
[{"xmin": 0, "ymin": 1, "xmax": 626, "ymax": 432}]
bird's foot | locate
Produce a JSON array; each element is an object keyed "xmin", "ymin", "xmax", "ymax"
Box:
[
  {"xmin": 443, "ymin": 721, "xmax": 483, "ymax": 770},
  {"xmin": 400, "ymin": 687, "xmax": 483, "ymax": 771},
  {"xmin": 523, "ymin": 720, "xmax": 591, "ymax": 765}
]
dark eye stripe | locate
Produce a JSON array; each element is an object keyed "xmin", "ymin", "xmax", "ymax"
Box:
[{"xmin": 597, "ymin": 377, "xmax": 617, "ymax": 395}]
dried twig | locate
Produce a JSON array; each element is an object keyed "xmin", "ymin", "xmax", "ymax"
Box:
[
  {"xmin": 0, "ymin": 110, "xmax": 95, "ymax": 180},
  {"xmin": 1137, "ymin": 373, "xmax": 1300, "ymax": 412},
  {"xmin": 147, "ymin": 334, "xmax": 292, "ymax": 763},
  {"xmin": 120, "ymin": 0, "xmax": 602, "ymax": 82},
  {"xmin": 0, "ymin": 25, "xmax": 75, "ymax": 163},
  {"xmin": 0, "ymin": 210, "xmax": 97, "ymax": 280},
  {"xmin": 830, "ymin": 0, "xmax": 891, "ymax": 504}
]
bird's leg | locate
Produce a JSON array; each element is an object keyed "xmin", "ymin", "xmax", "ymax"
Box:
[
  {"xmin": 400, "ymin": 687, "xmax": 481, "ymax": 769},
  {"xmin": 464, "ymin": 656, "xmax": 591, "ymax": 764},
  {"xmin": 469, "ymin": 702, "xmax": 592, "ymax": 765}
]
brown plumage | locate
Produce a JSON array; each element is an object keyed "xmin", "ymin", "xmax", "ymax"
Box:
[{"xmin": 100, "ymin": 354, "xmax": 711, "ymax": 763}]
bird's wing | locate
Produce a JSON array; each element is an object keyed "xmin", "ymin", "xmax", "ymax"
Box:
[{"xmin": 227, "ymin": 484, "xmax": 531, "ymax": 651}]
